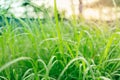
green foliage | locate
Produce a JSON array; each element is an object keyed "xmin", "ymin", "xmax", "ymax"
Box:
[{"xmin": 0, "ymin": 0, "xmax": 120, "ymax": 80}]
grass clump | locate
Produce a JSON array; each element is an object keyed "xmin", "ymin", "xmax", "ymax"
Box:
[{"xmin": 0, "ymin": 0, "xmax": 120, "ymax": 80}]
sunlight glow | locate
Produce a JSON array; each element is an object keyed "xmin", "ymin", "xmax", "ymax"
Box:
[
  {"xmin": 83, "ymin": 0, "xmax": 99, "ymax": 5},
  {"xmin": 1, "ymin": 0, "xmax": 120, "ymax": 20}
]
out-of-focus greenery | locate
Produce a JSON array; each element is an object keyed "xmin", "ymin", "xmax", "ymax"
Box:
[
  {"xmin": 115, "ymin": 0, "xmax": 120, "ymax": 6},
  {"xmin": 0, "ymin": 0, "xmax": 52, "ymax": 18}
]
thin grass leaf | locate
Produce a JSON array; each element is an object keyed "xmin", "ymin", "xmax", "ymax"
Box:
[
  {"xmin": 0, "ymin": 57, "xmax": 31, "ymax": 72},
  {"xmin": 0, "ymin": 76, "xmax": 8, "ymax": 80},
  {"xmin": 100, "ymin": 76, "xmax": 111, "ymax": 80},
  {"xmin": 22, "ymin": 68, "xmax": 33, "ymax": 79},
  {"xmin": 58, "ymin": 57, "xmax": 89, "ymax": 80}
]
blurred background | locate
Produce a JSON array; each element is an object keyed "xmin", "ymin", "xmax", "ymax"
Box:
[{"xmin": 0, "ymin": 0, "xmax": 120, "ymax": 21}]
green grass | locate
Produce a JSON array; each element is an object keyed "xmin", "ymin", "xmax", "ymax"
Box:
[{"xmin": 0, "ymin": 0, "xmax": 120, "ymax": 80}]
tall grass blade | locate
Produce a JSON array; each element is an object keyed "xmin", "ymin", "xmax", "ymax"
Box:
[
  {"xmin": 0, "ymin": 57, "xmax": 31, "ymax": 72},
  {"xmin": 58, "ymin": 57, "xmax": 88, "ymax": 80}
]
